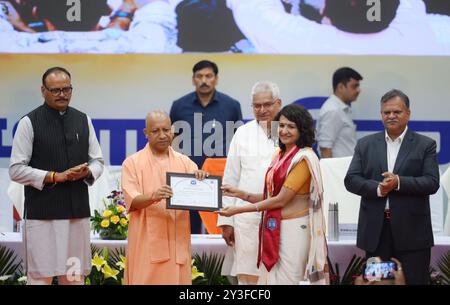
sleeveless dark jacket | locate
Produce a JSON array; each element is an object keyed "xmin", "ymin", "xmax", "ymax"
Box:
[{"xmin": 25, "ymin": 103, "xmax": 90, "ymax": 219}]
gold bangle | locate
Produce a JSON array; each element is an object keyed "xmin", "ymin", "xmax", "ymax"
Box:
[
  {"xmin": 49, "ymin": 171, "xmax": 55, "ymax": 184},
  {"xmin": 46, "ymin": 171, "xmax": 57, "ymax": 188}
]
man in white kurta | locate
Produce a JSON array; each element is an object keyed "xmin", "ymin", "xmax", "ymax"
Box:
[
  {"xmin": 9, "ymin": 68, "xmax": 104, "ymax": 285},
  {"xmin": 217, "ymin": 81, "xmax": 281, "ymax": 285}
]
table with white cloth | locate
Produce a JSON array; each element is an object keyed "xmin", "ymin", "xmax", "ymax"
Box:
[{"xmin": 1, "ymin": 232, "xmax": 450, "ymax": 273}]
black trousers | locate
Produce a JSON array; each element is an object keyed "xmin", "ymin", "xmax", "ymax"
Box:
[
  {"xmin": 190, "ymin": 211, "xmax": 202, "ymax": 234},
  {"xmin": 366, "ymin": 217, "xmax": 431, "ymax": 285}
]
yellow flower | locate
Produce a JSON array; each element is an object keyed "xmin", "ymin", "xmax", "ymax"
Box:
[
  {"xmin": 191, "ymin": 259, "xmax": 204, "ymax": 280},
  {"xmin": 116, "ymin": 255, "xmax": 126, "ymax": 270},
  {"xmin": 126, "ymin": 214, "xmax": 130, "ymax": 220},
  {"xmin": 110, "ymin": 215, "xmax": 120, "ymax": 224},
  {"xmin": 100, "ymin": 219, "xmax": 110, "ymax": 228},
  {"xmin": 120, "ymin": 218, "xmax": 128, "ymax": 227},
  {"xmin": 103, "ymin": 210, "xmax": 113, "ymax": 218},
  {"xmin": 92, "ymin": 253, "xmax": 106, "ymax": 272},
  {"xmin": 192, "ymin": 266, "xmax": 204, "ymax": 280},
  {"xmin": 117, "ymin": 206, "xmax": 126, "ymax": 213},
  {"xmin": 102, "ymin": 264, "xmax": 119, "ymax": 280}
]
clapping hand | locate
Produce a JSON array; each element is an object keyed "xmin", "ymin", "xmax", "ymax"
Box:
[
  {"xmin": 65, "ymin": 163, "xmax": 91, "ymax": 181},
  {"xmin": 379, "ymin": 172, "xmax": 398, "ymax": 196},
  {"xmin": 54, "ymin": 163, "xmax": 90, "ymax": 183}
]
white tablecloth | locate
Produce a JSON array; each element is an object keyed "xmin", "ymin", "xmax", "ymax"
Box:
[{"xmin": 1, "ymin": 232, "xmax": 450, "ymax": 272}]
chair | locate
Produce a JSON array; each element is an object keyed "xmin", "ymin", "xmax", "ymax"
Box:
[
  {"xmin": 442, "ymin": 166, "xmax": 450, "ymax": 235},
  {"xmin": 0, "ymin": 168, "xmax": 14, "ymax": 231},
  {"xmin": 319, "ymin": 157, "xmax": 361, "ymax": 238},
  {"xmin": 200, "ymin": 158, "xmax": 227, "ymax": 234}
]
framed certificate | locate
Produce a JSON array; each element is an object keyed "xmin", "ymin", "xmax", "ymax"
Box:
[{"xmin": 166, "ymin": 172, "xmax": 222, "ymax": 211}]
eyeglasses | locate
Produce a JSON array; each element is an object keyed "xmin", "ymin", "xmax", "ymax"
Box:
[
  {"xmin": 252, "ymin": 101, "xmax": 277, "ymax": 111},
  {"xmin": 44, "ymin": 85, "xmax": 73, "ymax": 96}
]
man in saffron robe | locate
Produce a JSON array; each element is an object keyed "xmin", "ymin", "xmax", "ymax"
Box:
[{"xmin": 121, "ymin": 110, "xmax": 208, "ymax": 284}]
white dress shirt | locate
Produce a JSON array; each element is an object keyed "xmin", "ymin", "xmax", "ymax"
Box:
[
  {"xmin": 217, "ymin": 120, "xmax": 278, "ymax": 277},
  {"xmin": 377, "ymin": 126, "xmax": 408, "ymax": 208},
  {"xmin": 217, "ymin": 120, "xmax": 277, "ymax": 226},
  {"xmin": 317, "ymin": 94, "xmax": 356, "ymax": 158},
  {"xmin": 227, "ymin": 0, "xmax": 444, "ymax": 55},
  {"xmin": 9, "ymin": 114, "xmax": 104, "ymax": 190}
]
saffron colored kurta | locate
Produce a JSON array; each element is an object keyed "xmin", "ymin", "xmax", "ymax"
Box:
[{"xmin": 122, "ymin": 144, "xmax": 198, "ymax": 284}]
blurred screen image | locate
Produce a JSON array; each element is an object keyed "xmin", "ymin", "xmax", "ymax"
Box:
[{"xmin": 0, "ymin": 0, "xmax": 448, "ymax": 55}]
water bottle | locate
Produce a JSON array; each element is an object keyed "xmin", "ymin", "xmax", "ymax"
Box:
[
  {"xmin": 334, "ymin": 202, "xmax": 339, "ymax": 241},
  {"xmin": 328, "ymin": 202, "xmax": 339, "ymax": 241},
  {"xmin": 328, "ymin": 202, "xmax": 336, "ymax": 241}
]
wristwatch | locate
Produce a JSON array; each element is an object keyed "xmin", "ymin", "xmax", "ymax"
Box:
[{"xmin": 110, "ymin": 10, "xmax": 134, "ymax": 21}]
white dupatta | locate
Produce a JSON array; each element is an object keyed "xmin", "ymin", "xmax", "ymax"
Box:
[{"xmin": 286, "ymin": 147, "xmax": 329, "ymax": 284}]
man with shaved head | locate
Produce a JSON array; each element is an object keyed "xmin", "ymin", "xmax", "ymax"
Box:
[{"xmin": 121, "ymin": 110, "xmax": 208, "ymax": 284}]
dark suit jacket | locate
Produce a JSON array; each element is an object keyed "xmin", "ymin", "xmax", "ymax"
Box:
[{"xmin": 344, "ymin": 129, "xmax": 440, "ymax": 252}]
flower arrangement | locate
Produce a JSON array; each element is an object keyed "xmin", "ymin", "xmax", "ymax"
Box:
[
  {"xmin": 91, "ymin": 190, "xmax": 129, "ymax": 240},
  {"xmin": 86, "ymin": 246, "xmax": 126, "ymax": 285}
]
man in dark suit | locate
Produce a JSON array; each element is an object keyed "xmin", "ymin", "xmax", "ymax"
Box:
[{"xmin": 344, "ymin": 89, "xmax": 440, "ymax": 285}]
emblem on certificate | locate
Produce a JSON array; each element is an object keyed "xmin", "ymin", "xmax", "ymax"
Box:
[{"xmin": 166, "ymin": 172, "xmax": 222, "ymax": 211}]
